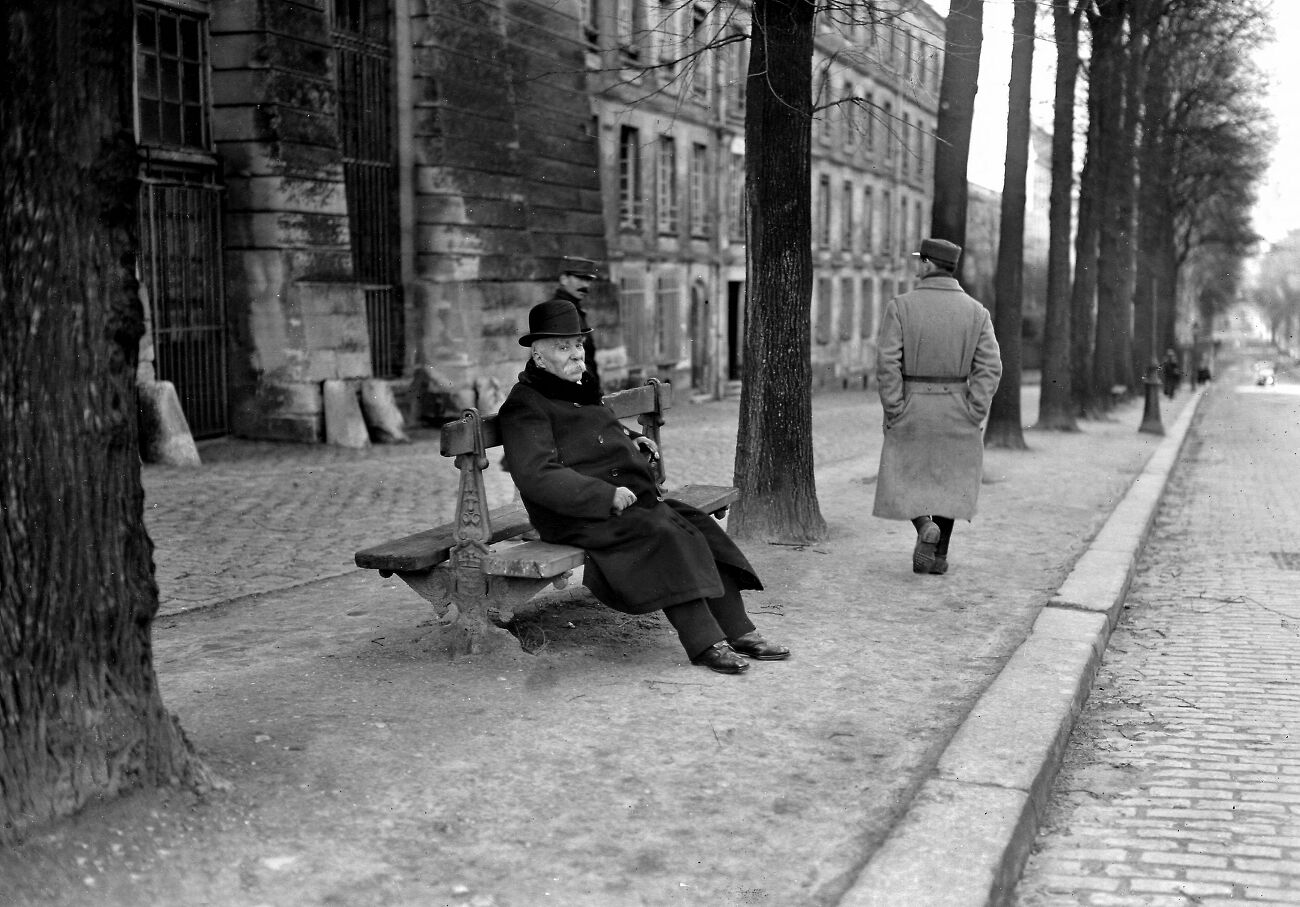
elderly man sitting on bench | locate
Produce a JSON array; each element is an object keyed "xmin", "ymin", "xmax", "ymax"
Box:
[{"xmin": 497, "ymin": 299, "xmax": 790, "ymax": 675}]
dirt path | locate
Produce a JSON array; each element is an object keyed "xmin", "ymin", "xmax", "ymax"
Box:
[{"xmin": 2, "ymin": 393, "xmax": 1184, "ymax": 907}]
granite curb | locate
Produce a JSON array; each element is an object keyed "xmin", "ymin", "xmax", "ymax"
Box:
[{"xmin": 836, "ymin": 390, "xmax": 1206, "ymax": 907}]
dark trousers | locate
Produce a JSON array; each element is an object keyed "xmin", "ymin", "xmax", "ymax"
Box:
[
  {"xmin": 912, "ymin": 515, "xmax": 955, "ymax": 557},
  {"xmin": 663, "ymin": 568, "xmax": 755, "ymax": 659}
]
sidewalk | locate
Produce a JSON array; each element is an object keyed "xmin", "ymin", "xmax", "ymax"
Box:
[{"xmin": 2, "ymin": 382, "xmax": 1198, "ymax": 907}]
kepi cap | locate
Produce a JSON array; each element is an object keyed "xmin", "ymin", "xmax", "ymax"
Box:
[
  {"xmin": 519, "ymin": 299, "xmax": 593, "ymax": 346},
  {"xmin": 560, "ymin": 256, "xmax": 600, "ymax": 279},
  {"xmin": 913, "ymin": 238, "xmax": 962, "ymax": 268}
]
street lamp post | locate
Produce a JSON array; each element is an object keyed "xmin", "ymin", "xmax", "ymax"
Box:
[{"xmin": 1140, "ymin": 280, "xmax": 1164, "ymax": 435}]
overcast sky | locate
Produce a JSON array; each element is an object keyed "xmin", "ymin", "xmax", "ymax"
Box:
[{"xmin": 926, "ymin": 0, "xmax": 1296, "ymax": 245}]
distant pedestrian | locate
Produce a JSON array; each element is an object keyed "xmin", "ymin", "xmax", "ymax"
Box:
[
  {"xmin": 547, "ymin": 256, "xmax": 602, "ymax": 389},
  {"xmin": 1160, "ymin": 348, "xmax": 1181, "ymax": 398},
  {"xmin": 1196, "ymin": 353, "xmax": 1213, "ymax": 385},
  {"xmin": 872, "ymin": 238, "xmax": 1003, "ymax": 576}
]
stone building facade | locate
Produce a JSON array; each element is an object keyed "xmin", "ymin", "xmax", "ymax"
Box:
[{"xmin": 132, "ymin": 0, "xmax": 942, "ymax": 448}]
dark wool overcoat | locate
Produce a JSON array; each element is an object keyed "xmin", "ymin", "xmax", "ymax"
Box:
[
  {"xmin": 872, "ymin": 273, "xmax": 1003, "ymax": 521},
  {"xmin": 498, "ymin": 363, "xmax": 761, "ymax": 614}
]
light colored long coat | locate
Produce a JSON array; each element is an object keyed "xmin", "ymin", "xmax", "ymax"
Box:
[{"xmin": 872, "ymin": 274, "xmax": 1003, "ymax": 521}]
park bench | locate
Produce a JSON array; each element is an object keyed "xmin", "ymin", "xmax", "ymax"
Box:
[{"xmin": 353, "ymin": 379, "xmax": 740, "ymax": 655}]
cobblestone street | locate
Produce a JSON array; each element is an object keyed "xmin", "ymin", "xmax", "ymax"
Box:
[{"xmin": 1014, "ymin": 364, "xmax": 1300, "ymax": 906}]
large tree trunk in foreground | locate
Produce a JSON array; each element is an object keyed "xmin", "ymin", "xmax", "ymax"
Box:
[
  {"xmin": 1, "ymin": 0, "xmax": 211, "ymax": 844},
  {"xmin": 1035, "ymin": 0, "xmax": 1083, "ymax": 432},
  {"xmin": 730, "ymin": 0, "xmax": 826, "ymax": 544},
  {"xmin": 930, "ymin": 0, "xmax": 984, "ymax": 280},
  {"xmin": 984, "ymin": 0, "xmax": 1035, "ymax": 451}
]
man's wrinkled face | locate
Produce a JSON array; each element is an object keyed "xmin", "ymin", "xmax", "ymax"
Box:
[
  {"xmin": 533, "ymin": 336, "xmax": 586, "ymax": 383},
  {"xmin": 559, "ymin": 272, "xmax": 593, "ymax": 299}
]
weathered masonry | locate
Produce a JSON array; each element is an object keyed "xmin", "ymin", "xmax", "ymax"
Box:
[{"xmin": 132, "ymin": 0, "xmax": 940, "ymax": 451}]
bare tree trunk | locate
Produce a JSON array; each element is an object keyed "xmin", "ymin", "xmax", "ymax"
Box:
[
  {"xmin": 1036, "ymin": 0, "xmax": 1084, "ymax": 431},
  {"xmin": 1090, "ymin": 0, "xmax": 1134, "ymax": 402},
  {"xmin": 930, "ymin": 0, "xmax": 984, "ymax": 280},
  {"xmin": 984, "ymin": 0, "xmax": 1036, "ymax": 450},
  {"xmin": 1, "ymin": 0, "xmax": 213, "ymax": 844},
  {"xmin": 730, "ymin": 0, "xmax": 826, "ymax": 544},
  {"xmin": 1070, "ymin": 49, "xmax": 1102, "ymax": 418}
]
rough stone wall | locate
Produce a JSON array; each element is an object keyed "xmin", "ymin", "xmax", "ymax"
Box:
[
  {"xmin": 210, "ymin": 0, "xmax": 368, "ymax": 441},
  {"xmin": 409, "ymin": 0, "xmax": 607, "ymax": 394}
]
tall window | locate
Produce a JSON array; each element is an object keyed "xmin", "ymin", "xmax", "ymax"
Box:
[
  {"xmin": 725, "ymin": 29, "xmax": 747, "ymax": 115},
  {"xmin": 840, "ymin": 277, "xmax": 855, "ymax": 341},
  {"xmin": 817, "ymin": 73, "xmax": 832, "ymax": 144},
  {"xmin": 619, "ymin": 126, "xmax": 644, "ymax": 230},
  {"xmin": 817, "ymin": 174, "xmax": 831, "ymax": 248},
  {"xmin": 882, "ymin": 188, "xmax": 893, "ymax": 255},
  {"xmin": 136, "ymin": 5, "xmax": 209, "ymax": 148},
  {"xmin": 865, "ymin": 92, "xmax": 875, "ymax": 151},
  {"xmin": 656, "ymin": 0, "xmax": 678, "ymax": 75},
  {"xmin": 843, "ymin": 82, "xmax": 856, "ymax": 150},
  {"xmin": 654, "ymin": 270, "xmax": 681, "ymax": 360},
  {"xmin": 689, "ymin": 142, "xmax": 710, "ymax": 236},
  {"xmin": 841, "ymin": 180, "xmax": 854, "ymax": 252},
  {"xmin": 900, "ymin": 195, "xmax": 909, "ymax": 258},
  {"xmin": 729, "ymin": 151, "xmax": 746, "ymax": 242},
  {"xmin": 815, "ymin": 277, "xmax": 833, "ymax": 344},
  {"xmin": 860, "ymin": 278, "xmax": 875, "ymax": 338},
  {"xmin": 579, "ymin": 0, "xmax": 599, "ymax": 44},
  {"xmin": 617, "ymin": 0, "xmax": 645, "ymax": 56},
  {"xmin": 884, "ymin": 102, "xmax": 895, "ymax": 161},
  {"xmin": 863, "ymin": 186, "xmax": 875, "ymax": 253},
  {"xmin": 901, "ymin": 114, "xmax": 910, "ymax": 175},
  {"xmin": 657, "ymin": 135, "xmax": 678, "ymax": 233},
  {"xmin": 689, "ymin": 5, "xmax": 710, "ymax": 98},
  {"xmin": 915, "ymin": 199, "xmax": 924, "ymax": 250}
]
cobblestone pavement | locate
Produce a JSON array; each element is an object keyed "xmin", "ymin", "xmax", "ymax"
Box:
[
  {"xmin": 142, "ymin": 386, "xmax": 883, "ymax": 616},
  {"xmin": 1014, "ymin": 363, "xmax": 1300, "ymax": 906}
]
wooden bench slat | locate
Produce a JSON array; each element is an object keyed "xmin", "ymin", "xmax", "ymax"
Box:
[
  {"xmin": 483, "ymin": 540, "xmax": 586, "ymax": 578},
  {"xmin": 353, "ymin": 505, "xmax": 534, "ymax": 573}
]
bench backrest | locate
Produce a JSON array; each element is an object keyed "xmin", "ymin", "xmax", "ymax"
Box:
[{"xmin": 439, "ymin": 380, "xmax": 673, "ymax": 458}]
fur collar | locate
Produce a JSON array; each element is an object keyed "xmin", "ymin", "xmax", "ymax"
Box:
[{"xmin": 519, "ymin": 360, "xmax": 603, "ymax": 404}]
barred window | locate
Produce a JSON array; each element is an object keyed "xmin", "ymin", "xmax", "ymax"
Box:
[
  {"xmin": 657, "ymin": 135, "xmax": 678, "ymax": 234},
  {"xmin": 690, "ymin": 143, "xmax": 710, "ymax": 236}
]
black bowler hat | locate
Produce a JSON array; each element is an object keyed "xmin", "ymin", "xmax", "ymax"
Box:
[
  {"xmin": 518, "ymin": 299, "xmax": 593, "ymax": 346},
  {"xmin": 912, "ymin": 237, "xmax": 962, "ymax": 267}
]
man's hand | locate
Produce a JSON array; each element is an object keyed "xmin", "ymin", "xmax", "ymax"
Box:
[
  {"xmin": 633, "ymin": 436, "xmax": 660, "ymax": 461},
  {"xmin": 611, "ymin": 486, "xmax": 637, "ymax": 513}
]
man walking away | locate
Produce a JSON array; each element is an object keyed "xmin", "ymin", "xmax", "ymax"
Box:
[{"xmin": 872, "ymin": 238, "xmax": 1003, "ymax": 575}]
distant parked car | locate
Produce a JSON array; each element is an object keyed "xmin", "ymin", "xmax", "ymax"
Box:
[{"xmin": 1255, "ymin": 362, "xmax": 1276, "ymax": 386}]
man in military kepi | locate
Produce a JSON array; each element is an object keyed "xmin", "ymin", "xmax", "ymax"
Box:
[{"xmin": 547, "ymin": 256, "xmax": 602, "ymax": 389}]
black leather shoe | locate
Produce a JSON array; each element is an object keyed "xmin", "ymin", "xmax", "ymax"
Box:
[
  {"xmin": 913, "ymin": 519, "xmax": 941, "ymax": 573},
  {"xmin": 728, "ymin": 630, "xmax": 791, "ymax": 661},
  {"xmin": 690, "ymin": 641, "xmax": 750, "ymax": 674}
]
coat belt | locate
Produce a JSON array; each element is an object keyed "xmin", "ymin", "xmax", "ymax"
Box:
[{"xmin": 903, "ymin": 374, "xmax": 968, "ymax": 383}]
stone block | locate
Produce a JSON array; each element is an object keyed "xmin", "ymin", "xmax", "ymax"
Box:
[
  {"xmin": 322, "ymin": 379, "xmax": 370, "ymax": 448},
  {"xmin": 360, "ymin": 379, "xmax": 410, "ymax": 443},
  {"xmin": 137, "ymin": 380, "xmax": 201, "ymax": 466}
]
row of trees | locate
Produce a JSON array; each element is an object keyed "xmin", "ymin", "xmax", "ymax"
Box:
[
  {"xmin": 732, "ymin": 0, "xmax": 1274, "ymax": 540},
  {"xmin": 998, "ymin": 0, "xmax": 1272, "ymax": 444}
]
